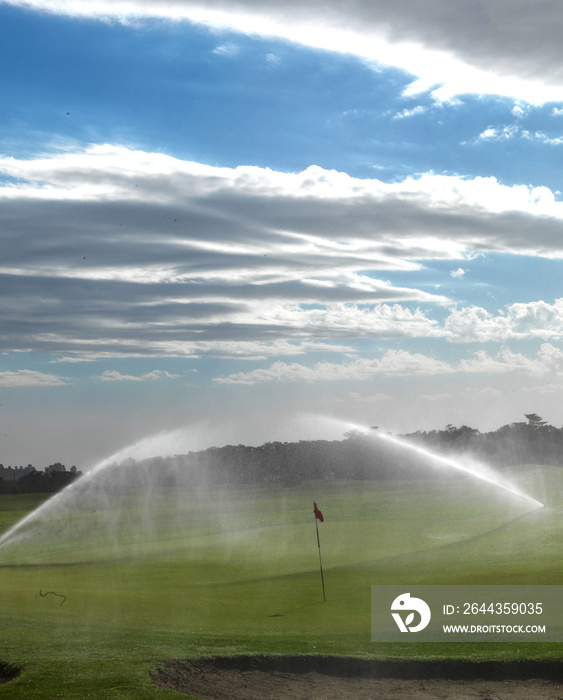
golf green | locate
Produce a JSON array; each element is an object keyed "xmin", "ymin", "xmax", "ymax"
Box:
[{"xmin": 0, "ymin": 465, "xmax": 560, "ymax": 698}]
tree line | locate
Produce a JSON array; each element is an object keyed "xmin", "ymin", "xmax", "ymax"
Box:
[
  {"xmin": 0, "ymin": 467, "xmax": 80, "ymax": 495},
  {"xmin": 3, "ymin": 414, "xmax": 561, "ymax": 494},
  {"xmin": 114, "ymin": 413, "xmax": 563, "ymax": 491},
  {"xmin": 402, "ymin": 413, "xmax": 563, "ymax": 468}
]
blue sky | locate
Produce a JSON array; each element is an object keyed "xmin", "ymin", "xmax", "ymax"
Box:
[{"xmin": 2, "ymin": 0, "xmax": 563, "ymax": 467}]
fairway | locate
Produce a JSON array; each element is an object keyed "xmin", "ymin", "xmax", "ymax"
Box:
[{"xmin": 0, "ymin": 465, "xmax": 561, "ymax": 698}]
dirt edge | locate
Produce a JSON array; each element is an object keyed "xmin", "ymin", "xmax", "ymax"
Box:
[
  {"xmin": 152, "ymin": 654, "xmax": 563, "ymax": 700},
  {"xmin": 153, "ymin": 654, "xmax": 563, "ymax": 683}
]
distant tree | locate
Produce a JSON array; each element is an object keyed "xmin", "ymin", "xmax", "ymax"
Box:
[
  {"xmin": 524, "ymin": 413, "xmax": 547, "ymax": 428},
  {"xmin": 343, "ymin": 430, "xmax": 363, "ymax": 440}
]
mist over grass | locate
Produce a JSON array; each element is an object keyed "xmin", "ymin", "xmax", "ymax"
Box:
[
  {"xmin": 0, "ymin": 467, "xmax": 560, "ymax": 698},
  {"xmin": 0, "ymin": 416, "xmax": 560, "ymax": 697},
  {"xmin": 0, "ymin": 415, "xmax": 553, "ymax": 563}
]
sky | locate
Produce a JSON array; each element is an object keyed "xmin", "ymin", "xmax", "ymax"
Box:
[{"xmin": 2, "ymin": 0, "xmax": 563, "ymax": 468}]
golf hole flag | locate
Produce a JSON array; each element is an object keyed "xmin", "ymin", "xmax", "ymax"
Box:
[{"xmin": 313, "ymin": 502, "xmax": 326, "ymax": 601}]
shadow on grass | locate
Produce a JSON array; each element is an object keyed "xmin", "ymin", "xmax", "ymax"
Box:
[{"xmin": 0, "ymin": 661, "xmax": 20, "ymax": 686}]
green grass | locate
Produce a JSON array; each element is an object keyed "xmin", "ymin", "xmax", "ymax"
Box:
[{"xmin": 0, "ymin": 466, "xmax": 561, "ymax": 698}]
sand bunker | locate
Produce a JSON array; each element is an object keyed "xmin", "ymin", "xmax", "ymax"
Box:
[{"xmin": 152, "ymin": 655, "xmax": 563, "ymax": 699}]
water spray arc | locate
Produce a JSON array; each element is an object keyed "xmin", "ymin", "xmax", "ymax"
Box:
[
  {"xmin": 375, "ymin": 430, "xmax": 544, "ymax": 510},
  {"xmin": 0, "ymin": 414, "xmax": 545, "ymax": 561},
  {"xmin": 0, "ymin": 453, "xmax": 116, "ymax": 550},
  {"xmin": 0, "ymin": 415, "xmax": 358, "ymax": 554},
  {"xmin": 314, "ymin": 416, "xmax": 544, "ymax": 510},
  {"xmin": 0, "ymin": 427, "xmax": 198, "ymax": 552}
]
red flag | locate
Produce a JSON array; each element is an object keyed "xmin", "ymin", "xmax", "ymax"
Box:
[{"xmin": 313, "ymin": 502, "xmax": 324, "ymax": 522}]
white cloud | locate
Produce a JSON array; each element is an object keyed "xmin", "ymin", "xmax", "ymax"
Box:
[
  {"xmin": 214, "ymin": 343, "xmax": 563, "ymax": 385},
  {"xmin": 35, "ymin": 299, "xmax": 563, "ymax": 361},
  {"xmin": 465, "ymin": 252, "xmax": 485, "ymax": 261},
  {"xmin": 450, "ymin": 268, "xmax": 466, "ymax": 278},
  {"xmin": 3, "ymin": 143, "xmax": 563, "ymax": 223},
  {"xmin": 214, "ymin": 350, "xmax": 455, "ymax": 384},
  {"xmin": 445, "ymin": 299, "xmax": 563, "ymax": 343},
  {"xmin": 212, "ymin": 42, "xmax": 240, "ymax": 57},
  {"xmin": 458, "ymin": 344, "xmax": 563, "ymax": 375},
  {"xmin": 475, "ymin": 126, "xmax": 563, "ymax": 147},
  {"xmin": 2, "ymin": 145, "xmax": 563, "ymax": 358},
  {"xmin": 476, "ymin": 124, "xmax": 519, "ymax": 142},
  {"xmin": 95, "ymin": 369, "xmax": 181, "ymax": 381},
  {"xmin": 245, "ymin": 303, "xmax": 442, "ymax": 339},
  {"xmin": 512, "ymin": 103, "xmax": 529, "ymax": 119},
  {"xmin": 56, "ymin": 339, "xmax": 356, "ymax": 362},
  {"xmin": 5, "ymin": 0, "xmax": 563, "ymax": 103},
  {"xmin": 392, "ymin": 105, "xmax": 427, "ymax": 120},
  {"xmin": 0, "ymin": 370, "xmax": 69, "ymax": 387},
  {"xmin": 530, "ymin": 131, "xmax": 563, "ymax": 146}
]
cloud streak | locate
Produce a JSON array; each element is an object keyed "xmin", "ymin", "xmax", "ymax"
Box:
[
  {"xmin": 1, "ymin": 145, "xmax": 563, "ymax": 360},
  {"xmin": 4, "ymin": 0, "xmax": 563, "ymax": 103},
  {"xmin": 214, "ymin": 343, "xmax": 563, "ymax": 385},
  {"xmin": 0, "ymin": 370, "xmax": 69, "ymax": 387},
  {"xmin": 95, "ymin": 369, "xmax": 181, "ymax": 381},
  {"xmin": 476, "ymin": 124, "xmax": 563, "ymax": 145}
]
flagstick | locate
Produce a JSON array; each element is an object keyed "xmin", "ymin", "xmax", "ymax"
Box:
[{"xmin": 314, "ymin": 507, "xmax": 326, "ymax": 602}]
